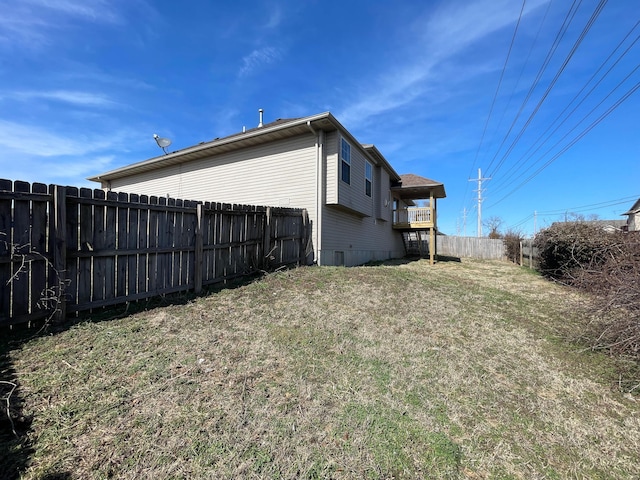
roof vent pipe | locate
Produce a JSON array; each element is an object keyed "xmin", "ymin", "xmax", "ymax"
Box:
[{"xmin": 258, "ymin": 108, "xmax": 264, "ymax": 128}]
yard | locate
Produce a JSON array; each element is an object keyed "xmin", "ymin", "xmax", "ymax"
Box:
[{"xmin": 2, "ymin": 258, "xmax": 639, "ymax": 479}]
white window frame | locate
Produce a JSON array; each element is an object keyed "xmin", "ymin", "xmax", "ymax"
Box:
[{"xmin": 365, "ymin": 161, "xmax": 372, "ymax": 197}]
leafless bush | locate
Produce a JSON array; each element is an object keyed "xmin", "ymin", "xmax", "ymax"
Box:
[
  {"xmin": 534, "ymin": 222, "xmax": 620, "ymax": 281},
  {"xmin": 573, "ymin": 234, "xmax": 640, "ymax": 363},
  {"xmin": 535, "ymin": 222, "xmax": 640, "ymax": 367}
]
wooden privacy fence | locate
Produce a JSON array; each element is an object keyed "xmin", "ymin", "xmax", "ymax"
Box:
[
  {"xmin": 438, "ymin": 236, "xmax": 506, "ymax": 260},
  {"xmin": 0, "ymin": 179, "xmax": 312, "ymax": 327}
]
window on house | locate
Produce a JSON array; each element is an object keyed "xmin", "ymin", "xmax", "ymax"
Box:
[
  {"xmin": 341, "ymin": 138, "xmax": 351, "ymax": 184},
  {"xmin": 365, "ymin": 161, "xmax": 372, "ymax": 197}
]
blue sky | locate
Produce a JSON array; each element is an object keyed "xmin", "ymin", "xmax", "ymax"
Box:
[{"xmin": 1, "ymin": 0, "xmax": 638, "ymax": 236}]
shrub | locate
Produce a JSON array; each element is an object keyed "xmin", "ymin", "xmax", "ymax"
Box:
[{"xmin": 503, "ymin": 230, "xmax": 524, "ymax": 264}]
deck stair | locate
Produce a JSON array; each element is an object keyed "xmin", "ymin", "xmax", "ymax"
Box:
[{"xmin": 401, "ymin": 230, "xmax": 430, "ymax": 256}]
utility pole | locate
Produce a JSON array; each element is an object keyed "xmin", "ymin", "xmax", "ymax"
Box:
[
  {"xmin": 462, "ymin": 207, "xmax": 467, "ymax": 237},
  {"xmin": 533, "ymin": 211, "xmax": 537, "ymax": 236},
  {"xmin": 469, "ymin": 168, "xmax": 491, "ymax": 237}
]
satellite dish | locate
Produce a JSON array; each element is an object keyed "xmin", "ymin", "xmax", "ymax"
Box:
[{"xmin": 153, "ymin": 133, "xmax": 172, "ymax": 154}]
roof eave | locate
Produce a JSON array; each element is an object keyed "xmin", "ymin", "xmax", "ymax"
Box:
[
  {"xmin": 360, "ymin": 144, "xmax": 401, "ymax": 182},
  {"xmin": 89, "ymin": 111, "xmax": 338, "ymax": 182},
  {"xmin": 391, "ymin": 184, "xmax": 447, "ymax": 199}
]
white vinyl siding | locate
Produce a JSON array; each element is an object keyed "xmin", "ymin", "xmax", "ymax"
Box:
[
  {"xmin": 320, "ymin": 205, "xmax": 404, "ymax": 266},
  {"xmin": 325, "ymin": 131, "xmax": 339, "ymax": 204},
  {"xmin": 108, "ymin": 134, "xmax": 318, "ymax": 223},
  {"xmin": 376, "ymin": 167, "xmax": 392, "ymax": 222},
  {"xmin": 326, "ymin": 131, "xmax": 374, "ymax": 217}
]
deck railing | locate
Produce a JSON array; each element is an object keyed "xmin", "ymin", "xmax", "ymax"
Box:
[{"xmin": 393, "ymin": 207, "xmax": 434, "ymax": 228}]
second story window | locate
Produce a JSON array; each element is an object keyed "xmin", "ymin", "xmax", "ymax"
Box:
[
  {"xmin": 365, "ymin": 161, "xmax": 372, "ymax": 197},
  {"xmin": 341, "ymin": 138, "xmax": 351, "ymax": 184}
]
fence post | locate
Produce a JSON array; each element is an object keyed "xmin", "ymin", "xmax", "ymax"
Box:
[
  {"xmin": 300, "ymin": 209, "xmax": 308, "ymax": 266},
  {"xmin": 53, "ymin": 185, "xmax": 67, "ymax": 323},
  {"xmin": 529, "ymin": 239, "xmax": 533, "ymax": 268},
  {"xmin": 263, "ymin": 207, "xmax": 272, "ymax": 270},
  {"xmin": 194, "ymin": 203, "xmax": 203, "ymax": 294},
  {"xmin": 519, "ymin": 241, "xmax": 523, "ymax": 266}
]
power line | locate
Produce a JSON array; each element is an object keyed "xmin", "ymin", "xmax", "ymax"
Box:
[
  {"xmin": 490, "ymin": 20, "xmax": 640, "ymax": 194},
  {"xmin": 505, "ymin": 195, "xmax": 639, "ymax": 232},
  {"xmin": 468, "ymin": 0, "xmax": 526, "ymax": 178},
  {"xmin": 482, "ymin": 0, "xmax": 584, "ymax": 175},
  {"xmin": 488, "ymin": 78, "xmax": 640, "ymax": 207},
  {"xmin": 462, "ymin": 0, "xmax": 527, "ymax": 212},
  {"xmin": 487, "ymin": 0, "xmax": 556, "ymax": 161},
  {"xmin": 537, "ymin": 195, "xmax": 640, "ymax": 215},
  {"xmin": 486, "ymin": 0, "xmax": 609, "ymax": 179}
]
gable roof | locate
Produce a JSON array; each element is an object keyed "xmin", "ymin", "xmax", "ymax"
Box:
[
  {"xmin": 622, "ymin": 198, "xmax": 640, "ymax": 216},
  {"xmin": 89, "ymin": 112, "xmax": 401, "ymax": 183}
]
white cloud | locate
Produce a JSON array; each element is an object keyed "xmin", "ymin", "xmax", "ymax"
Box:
[
  {"xmin": 239, "ymin": 46, "xmax": 283, "ymax": 77},
  {"xmin": 11, "ymin": 90, "xmax": 117, "ymax": 107},
  {"xmin": 24, "ymin": 0, "xmax": 121, "ymax": 23},
  {"xmin": 337, "ymin": 0, "xmax": 549, "ymax": 128},
  {"xmin": 265, "ymin": 5, "xmax": 283, "ymax": 29},
  {"xmin": 0, "ymin": 0, "xmax": 128, "ymax": 51},
  {"xmin": 0, "ymin": 120, "xmax": 144, "ymax": 185},
  {"xmin": 0, "ymin": 10, "xmax": 50, "ymax": 48},
  {"xmin": 66, "ymin": 72, "xmax": 156, "ymax": 91},
  {"xmin": 0, "ymin": 154, "xmax": 117, "ymax": 187},
  {"xmin": 0, "ymin": 120, "xmax": 114, "ymax": 157}
]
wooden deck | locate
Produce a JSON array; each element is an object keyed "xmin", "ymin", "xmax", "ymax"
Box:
[{"xmin": 392, "ymin": 207, "xmax": 434, "ymax": 229}]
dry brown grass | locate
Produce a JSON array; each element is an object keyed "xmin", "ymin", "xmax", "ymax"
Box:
[{"xmin": 5, "ymin": 258, "xmax": 640, "ymax": 479}]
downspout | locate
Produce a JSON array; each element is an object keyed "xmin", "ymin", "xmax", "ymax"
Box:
[{"xmin": 307, "ymin": 121, "xmax": 323, "ymax": 265}]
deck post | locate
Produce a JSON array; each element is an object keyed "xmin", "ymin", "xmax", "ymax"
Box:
[{"xmin": 429, "ymin": 193, "xmax": 436, "ymax": 265}]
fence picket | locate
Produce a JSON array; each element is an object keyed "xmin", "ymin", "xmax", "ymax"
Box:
[
  {"xmin": 104, "ymin": 191, "xmax": 117, "ymax": 302},
  {"xmin": 137, "ymin": 195, "xmax": 149, "ymax": 295},
  {"xmin": 0, "ymin": 179, "xmax": 13, "ymax": 320},
  {"xmin": 78, "ymin": 188, "xmax": 93, "ymax": 306},
  {"xmin": 12, "ymin": 181, "xmax": 31, "ymax": 318},
  {"xmin": 117, "ymin": 192, "xmax": 129, "ymax": 297},
  {"xmin": 30, "ymin": 183, "xmax": 49, "ymax": 316},
  {"xmin": 92, "ymin": 189, "xmax": 106, "ymax": 305},
  {"xmin": 65, "ymin": 187, "xmax": 79, "ymax": 307}
]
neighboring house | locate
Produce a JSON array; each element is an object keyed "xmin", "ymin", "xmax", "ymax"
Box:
[
  {"xmin": 622, "ymin": 198, "xmax": 640, "ymax": 232},
  {"xmin": 89, "ymin": 111, "xmax": 446, "ymax": 266},
  {"xmin": 552, "ymin": 219, "xmax": 628, "ymax": 233},
  {"xmin": 597, "ymin": 220, "xmax": 629, "ymax": 233}
]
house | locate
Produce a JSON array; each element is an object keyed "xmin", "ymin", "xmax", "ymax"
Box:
[
  {"xmin": 89, "ymin": 111, "xmax": 446, "ymax": 266},
  {"xmin": 551, "ymin": 219, "xmax": 628, "ymax": 233},
  {"xmin": 622, "ymin": 198, "xmax": 640, "ymax": 232}
]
